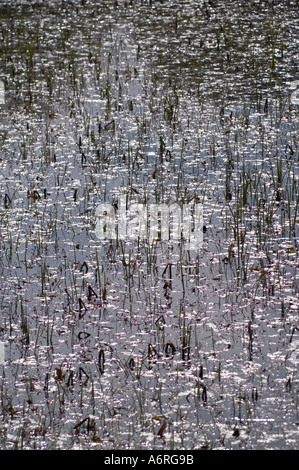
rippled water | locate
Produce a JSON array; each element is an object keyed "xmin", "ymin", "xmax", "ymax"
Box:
[{"xmin": 0, "ymin": 0, "xmax": 298, "ymax": 450}]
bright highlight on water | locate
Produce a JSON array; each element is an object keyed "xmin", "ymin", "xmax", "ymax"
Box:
[
  {"xmin": 0, "ymin": 0, "xmax": 298, "ymax": 451},
  {"xmin": 0, "ymin": 80, "xmax": 4, "ymax": 104}
]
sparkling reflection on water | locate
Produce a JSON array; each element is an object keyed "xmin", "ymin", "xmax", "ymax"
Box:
[{"xmin": 0, "ymin": 0, "xmax": 298, "ymax": 450}]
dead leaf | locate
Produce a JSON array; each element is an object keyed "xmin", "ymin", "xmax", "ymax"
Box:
[{"xmin": 157, "ymin": 420, "xmax": 166, "ymax": 438}]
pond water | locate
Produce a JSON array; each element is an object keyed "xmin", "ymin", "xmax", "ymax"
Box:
[{"xmin": 0, "ymin": 0, "xmax": 298, "ymax": 450}]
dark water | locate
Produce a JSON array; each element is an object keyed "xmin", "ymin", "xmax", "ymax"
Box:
[{"xmin": 0, "ymin": 0, "xmax": 298, "ymax": 450}]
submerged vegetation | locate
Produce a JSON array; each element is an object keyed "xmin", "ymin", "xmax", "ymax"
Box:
[{"xmin": 0, "ymin": 0, "xmax": 298, "ymax": 450}]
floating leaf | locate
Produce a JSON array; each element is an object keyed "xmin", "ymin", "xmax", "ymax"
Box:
[{"xmin": 78, "ymin": 331, "xmax": 91, "ymax": 341}]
